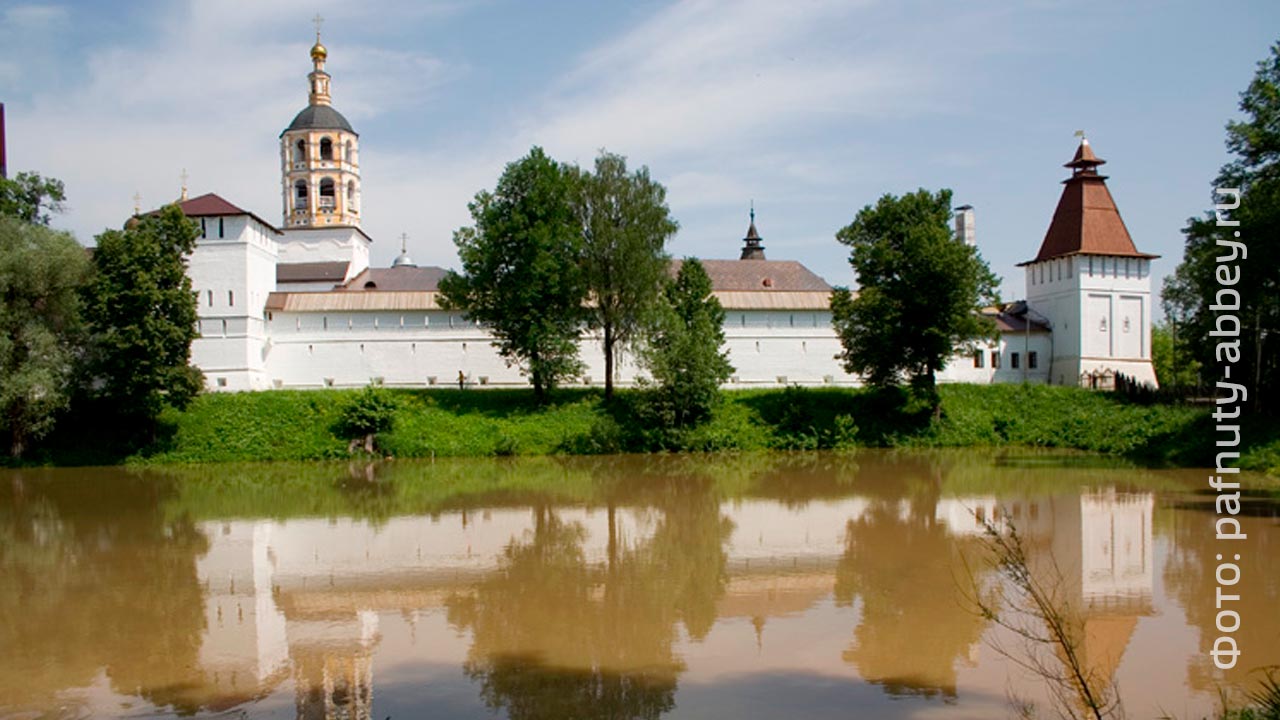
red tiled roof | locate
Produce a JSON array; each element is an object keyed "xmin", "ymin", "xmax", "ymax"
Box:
[
  {"xmin": 1023, "ymin": 141, "xmax": 1157, "ymax": 265},
  {"xmin": 673, "ymin": 259, "xmax": 832, "ymax": 292}
]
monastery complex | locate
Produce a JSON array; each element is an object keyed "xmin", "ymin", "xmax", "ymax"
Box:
[{"xmin": 178, "ymin": 36, "xmax": 1158, "ymax": 393}]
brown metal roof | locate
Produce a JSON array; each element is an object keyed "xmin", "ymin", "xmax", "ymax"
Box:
[
  {"xmin": 984, "ymin": 303, "xmax": 1050, "ymax": 334},
  {"xmin": 175, "ymin": 192, "xmax": 282, "ymax": 234},
  {"xmin": 264, "ymin": 288, "xmax": 832, "ymax": 313},
  {"xmin": 674, "ymin": 259, "xmax": 833, "ymax": 292},
  {"xmin": 713, "ymin": 291, "xmax": 831, "ymax": 309},
  {"xmin": 1066, "ymin": 139, "xmax": 1103, "ymax": 168},
  {"xmin": 339, "ymin": 266, "xmax": 448, "ymax": 292},
  {"xmin": 992, "ymin": 312, "xmax": 1050, "ymax": 334},
  {"xmin": 266, "ymin": 291, "xmax": 445, "ymax": 312},
  {"xmin": 276, "ymin": 261, "xmax": 350, "ymax": 284},
  {"xmin": 1023, "ymin": 141, "xmax": 1157, "ymax": 265}
]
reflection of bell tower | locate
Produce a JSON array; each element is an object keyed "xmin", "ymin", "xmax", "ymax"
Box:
[
  {"xmin": 280, "ymin": 17, "xmax": 361, "ymax": 230},
  {"xmin": 294, "ymin": 649, "xmax": 375, "ymax": 720},
  {"xmin": 291, "ymin": 607, "xmax": 379, "ymax": 720}
]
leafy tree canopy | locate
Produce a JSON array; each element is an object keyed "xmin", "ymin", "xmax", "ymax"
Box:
[
  {"xmin": 439, "ymin": 147, "xmax": 588, "ymax": 400},
  {"xmin": 573, "ymin": 151, "xmax": 678, "ymax": 399},
  {"xmin": 640, "ymin": 258, "xmax": 734, "ymax": 428},
  {"xmin": 1165, "ymin": 40, "xmax": 1280, "ymax": 411},
  {"xmin": 0, "ymin": 217, "xmax": 89, "ymax": 458},
  {"xmin": 831, "ymin": 188, "xmax": 999, "ymax": 394},
  {"xmin": 83, "ymin": 204, "xmax": 202, "ymax": 430},
  {"xmin": 0, "ymin": 171, "xmax": 66, "ymax": 226}
]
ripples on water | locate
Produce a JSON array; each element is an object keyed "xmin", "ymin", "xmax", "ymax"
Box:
[{"xmin": 0, "ymin": 450, "xmax": 1276, "ymax": 719}]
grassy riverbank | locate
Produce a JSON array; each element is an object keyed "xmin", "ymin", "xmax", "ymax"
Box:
[{"xmin": 24, "ymin": 384, "xmax": 1280, "ymax": 474}]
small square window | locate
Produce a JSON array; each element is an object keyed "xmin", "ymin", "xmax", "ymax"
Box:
[
  {"xmin": 991, "ymin": 351, "xmax": 1001, "ymax": 369},
  {"xmin": 1011, "ymin": 352, "xmax": 1021, "ymax": 369},
  {"xmin": 1028, "ymin": 351, "xmax": 1038, "ymax": 369},
  {"xmin": 973, "ymin": 350, "xmax": 984, "ymax": 368}
]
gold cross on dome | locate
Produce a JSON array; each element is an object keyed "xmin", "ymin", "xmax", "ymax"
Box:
[
  {"xmin": 399, "ymin": 232, "xmax": 409, "ymax": 253},
  {"xmin": 133, "ymin": 191, "xmax": 141, "ymax": 215},
  {"xmin": 313, "ymin": 13, "xmax": 324, "ymax": 39}
]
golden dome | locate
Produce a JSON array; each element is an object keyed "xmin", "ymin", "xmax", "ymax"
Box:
[{"xmin": 310, "ymin": 41, "xmax": 327, "ymax": 61}]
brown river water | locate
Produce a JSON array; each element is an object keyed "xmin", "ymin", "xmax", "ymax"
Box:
[{"xmin": 0, "ymin": 450, "xmax": 1276, "ymax": 719}]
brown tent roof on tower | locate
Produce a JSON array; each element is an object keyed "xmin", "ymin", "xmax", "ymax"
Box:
[{"xmin": 1021, "ymin": 139, "xmax": 1158, "ymax": 265}]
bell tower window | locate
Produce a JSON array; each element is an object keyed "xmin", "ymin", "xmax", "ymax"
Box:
[
  {"xmin": 294, "ymin": 139, "xmax": 306, "ymax": 163},
  {"xmin": 319, "ymin": 178, "xmax": 336, "ymax": 209},
  {"xmin": 346, "ymin": 180, "xmax": 357, "ymax": 211},
  {"xmin": 320, "ymin": 137, "xmax": 334, "ymax": 161},
  {"xmin": 345, "ymin": 140, "xmax": 354, "ymax": 164},
  {"xmin": 294, "ymin": 181, "xmax": 308, "ymax": 209}
]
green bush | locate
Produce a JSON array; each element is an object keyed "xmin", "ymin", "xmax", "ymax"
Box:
[{"xmin": 336, "ymin": 386, "xmax": 398, "ymax": 439}]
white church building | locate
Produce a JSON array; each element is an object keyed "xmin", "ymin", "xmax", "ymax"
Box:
[{"xmin": 178, "ymin": 37, "xmax": 1157, "ymax": 393}]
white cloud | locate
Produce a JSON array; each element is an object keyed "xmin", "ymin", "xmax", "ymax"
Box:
[
  {"xmin": 8, "ymin": 1, "xmax": 455, "ymax": 246},
  {"xmin": 521, "ymin": 0, "xmax": 921, "ymax": 163},
  {"xmin": 10, "ymin": 0, "xmax": 978, "ymax": 273}
]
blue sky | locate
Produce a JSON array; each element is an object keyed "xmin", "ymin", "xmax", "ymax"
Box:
[{"xmin": 2, "ymin": 0, "xmax": 1277, "ymax": 307}]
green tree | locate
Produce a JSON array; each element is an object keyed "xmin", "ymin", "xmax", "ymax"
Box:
[
  {"xmin": 0, "ymin": 171, "xmax": 66, "ymax": 226},
  {"xmin": 1167, "ymin": 41, "xmax": 1280, "ymax": 412},
  {"xmin": 573, "ymin": 151, "xmax": 678, "ymax": 399},
  {"xmin": 0, "ymin": 217, "xmax": 89, "ymax": 458},
  {"xmin": 640, "ymin": 258, "xmax": 733, "ymax": 428},
  {"xmin": 336, "ymin": 385, "xmax": 397, "ymax": 453},
  {"xmin": 439, "ymin": 147, "xmax": 588, "ymax": 400},
  {"xmin": 831, "ymin": 188, "xmax": 999, "ymax": 399},
  {"xmin": 1151, "ymin": 321, "xmax": 1201, "ymax": 393},
  {"xmin": 83, "ymin": 205, "xmax": 202, "ymax": 433}
]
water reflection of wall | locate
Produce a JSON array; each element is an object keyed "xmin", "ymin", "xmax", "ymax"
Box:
[
  {"xmin": 189, "ymin": 490, "xmax": 1158, "ymax": 714},
  {"xmin": 934, "ymin": 491, "xmax": 1154, "ymax": 608}
]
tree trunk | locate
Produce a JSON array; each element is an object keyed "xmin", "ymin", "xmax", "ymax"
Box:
[
  {"xmin": 8, "ymin": 403, "xmax": 25, "ymax": 460},
  {"xmin": 603, "ymin": 323, "xmax": 615, "ymax": 400},
  {"xmin": 927, "ymin": 367, "xmax": 942, "ymax": 421}
]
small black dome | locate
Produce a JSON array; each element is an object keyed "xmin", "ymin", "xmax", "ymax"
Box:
[{"xmin": 281, "ymin": 105, "xmax": 356, "ymax": 136}]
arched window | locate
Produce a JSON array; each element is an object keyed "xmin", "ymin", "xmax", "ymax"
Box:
[
  {"xmin": 320, "ymin": 137, "xmax": 334, "ymax": 161},
  {"xmin": 346, "ymin": 180, "xmax": 356, "ymax": 211},
  {"xmin": 344, "ymin": 140, "xmax": 354, "ymax": 164},
  {"xmin": 294, "ymin": 180, "xmax": 308, "ymax": 210},
  {"xmin": 294, "ymin": 139, "xmax": 306, "ymax": 163},
  {"xmin": 319, "ymin": 178, "xmax": 335, "ymax": 209}
]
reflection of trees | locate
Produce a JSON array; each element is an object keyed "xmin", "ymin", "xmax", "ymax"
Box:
[
  {"xmin": 834, "ymin": 493, "xmax": 991, "ymax": 700},
  {"xmin": 447, "ymin": 475, "xmax": 733, "ymax": 719},
  {"xmin": 1162, "ymin": 500, "xmax": 1280, "ymax": 694},
  {"xmin": 0, "ymin": 470, "xmax": 208, "ymax": 712}
]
